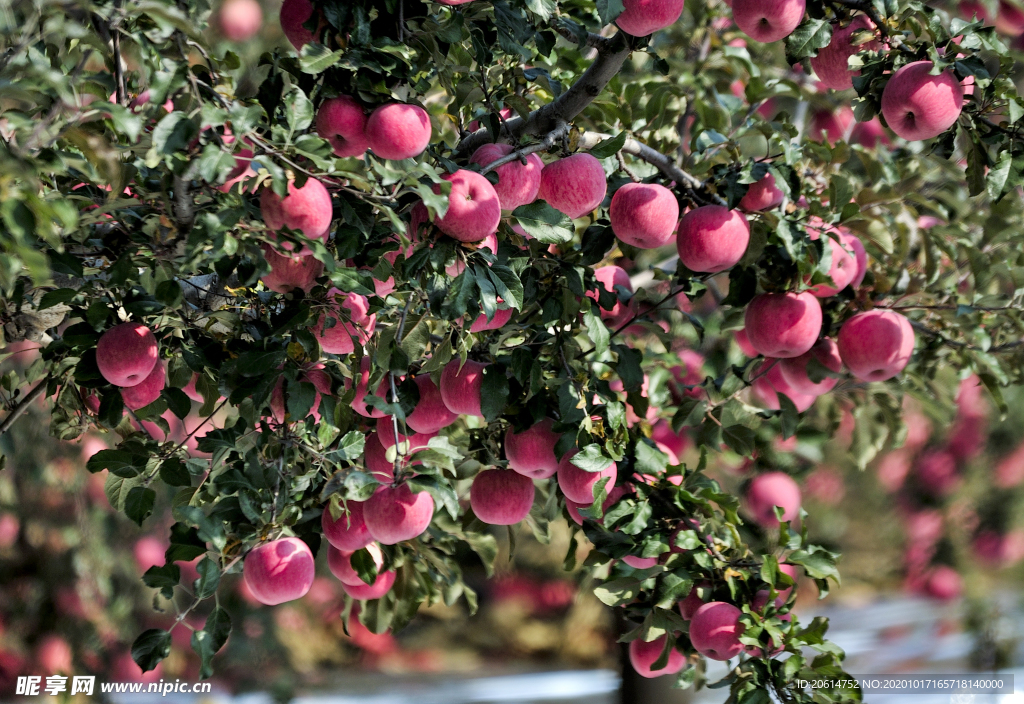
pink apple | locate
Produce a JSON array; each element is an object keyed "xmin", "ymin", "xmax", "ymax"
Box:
[
  {"xmin": 377, "ymin": 421, "xmax": 437, "ymax": 454},
  {"xmin": 326, "ymin": 543, "xmax": 383, "ymax": 586},
  {"xmin": 850, "ymin": 117, "xmax": 892, "ymax": 149},
  {"xmin": 35, "ymin": 635, "xmax": 73, "ymax": 673},
  {"xmin": 840, "ymin": 231, "xmax": 868, "ymax": 288},
  {"xmin": 243, "ymin": 537, "xmax": 315, "ymax": 605},
  {"xmin": 316, "ymin": 96, "xmax": 369, "ymax": 158},
  {"xmin": 352, "ymin": 358, "xmax": 387, "ymax": 419},
  {"xmin": 363, "ymin": 483, "xmax": 435, "ymax": 544},
  {"xmin": 996, "ymin": 0, "xmax": 1024, "ymax": 35},
  {"xmin": 808, "ymin": 106, "xmax": 854, "ymax": 145},
  {"xmin": 217, "ymin": 144, "xmax": 255, "ymax": 193},
  {"xmin": 279, "ymin": 0, "xmax": 319, "ymax": 49},
  {"xmin": 96, "ymin": 322, "xmax": 159, "ymax": 387},
  {"xmin": 836, "ymin": 309, "xmax": 915, "ymax": 381},
  {"xmin": 739, "ymin": 173, "xmax": 784, "ymax": 212},
  {"xmin": 261, "ymin": 244, "xmax": 324, "ymax": 293},
  {"xmin": 628, "ymin": 634, "xmax": 686, "ymax": 678},
  {"xmin": 744, "ymin": 291, "xmax": 822, "ymax": 358},
  {"xmin": 751, "ymin": 359, "xmax": 818, "ymax": 412},
  {"xmin": 133, "ymin": 536, "xmax": 166, "ymax": 573},
  {"xmin": 121, "ymin": 361, "xmax": 165, "ymax": 410},
  {"xmin": 676, "ymin": 205, "xmax": 750, "ymax": 273},
  {"xmin": 322, "ymin": 501, "xmax": 373, "ymax": 551},
  {"xmin": 732, "ymin": 0, "xmax": 806, "ymax": 43},
  {"xmin": 260, "ymin": 178, "xmax": 333, "ymax": 254},
  {"xmin": 469, "ymin": 143, "xmax": 543, "ymax": 211},
  {"xmin": 536, "ymin": 153, "xmax": 607, "ymax": 219},
  {"xmin": 881, "ymin": 61, "xmax": 964, "ymax": 141},
  {"xmin": 807, "ymin": 230, "xmax": 857, "ymax": 297},
  {"xmin": 340, "ymin": 568, "xmax": 396, "ymax": 600},
  {"xmin": 734, "ymin": 328, "xmax": 758, "ymax": 357},
  {"xmin": 810, "ymin": 16, "xmax": 879, "ymax": 91},
  {"xmin": 779, "ymin": 337, "xmax": 842, "ymax": 395},
  {"xmin": 470, "ymin": 468, "xmax": 535, "ymax": 525},
  {"xmin": 219, "ymin": 0, "xmax": 262, "ymax": 41},
  {"xmin": 366, "ymin": 103, "xmax": 432, "ymax": 161},
  {"xmin": 433, "ymin": 170, "xmax": 501, "ymax": 243},
  {"xmin": 690, "ymin": 602, "xmax": 744, "ymax": 660},
  {"xmin": 922, "ymin": 565, "xmax": 962, "ymax": 601},
  {"xmin": 745, "ymin": 472, "xmax": 801, "ymax": 527},
  {"xmin": 587, "ymin": 265, "xmax": 634, "ymax": 329},
  {"xmin": 651, "ymin": 421, "xmax": 690, "ymax": 465},
  {"xmin": 566, "ymin": 485, "xmax": 627, "ymax": 525},
  {"xmin": 470, "ymin": 305, "xmax": 515, "ymax": 332},
  {"xmin": 313, "ymin": 289, "xmax": 375, "ymax": 355},
  {"xmin": 505, "ymin": 418, "xmax": 562, "ymax": 479},
  {"xmin": 616, "ymin": 0, "xmax": 685, "ymax": 36},
  {"xmin": 557, "ymin": 451, "xmax": 618, "ymax": 504},
  {"xmin": 406, "ymin": 374, "xmax": 458, "ymax": 433},
  {"xmin": 363, "ymin": 431, "xmax": 395, "ymax": 482},
  {"xmin": 609, "ymin": 182, "xmax": 679, "ymax": 249},
  {"xmin": 678, "ymin": 582, "xmax": 710, "ymax": 620},
  {"xmin": 914, "ymin": 449, "xmax": 959, "ymax": 496},
  {"xmin": 439, "ymin": 359, "xmax": 487, "ymax": 417}
]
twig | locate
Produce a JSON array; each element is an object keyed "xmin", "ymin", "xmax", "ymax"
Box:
[
  {"xmin": 615, "ymin": 151, "xmax": 641, "ymax": 182},
  {"xmin": 0, "ymin": 379, "xmax": 49, "ymax": 436},
  {"xmin": 478, "ymin": 121, "xmax": 570, "ymax": 175}
]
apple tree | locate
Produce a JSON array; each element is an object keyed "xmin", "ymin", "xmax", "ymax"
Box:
[{"xmin": 2, "ymin": 0, "xmax": 1024, "ymax": 698}]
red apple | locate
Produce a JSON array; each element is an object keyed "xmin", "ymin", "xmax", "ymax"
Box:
[
  {"xmin": 316, "ymin": 96, "xmax": 369, "ymax": 158},
  {"xmin": 628, "ymin": 634, "xmax": 686, "ymax": 678},
  {"xmin": 739, "ymin": 173, "xmax": 784, "ymax": 212},
  {"xmin": 363, "ymin": 431, "xmax": 395, "ymax": 482},
  {"xmin": 557, "ymin": 451, "xmax": 618, "ymax": 504},
  {"xmin": 363, "ymin": 483, "xmax": 435, "ymax": 544},
  {"xmin": 260, "ymin": 177, "xmax": 333, "ymax": 254},
  {"xmin": 406, "ymin": 374, "xmax": 458, "ymax": 434},
  {"xmin": 850, "ymin": 117, "xmax": 892, "ymax": 149},
  {"xmin": 121, "ymin": 361, "xmax": 165, "ymax": 410},
  {"xmin": 745, "ymin": 472, "xmax": 801, "ymax": 527},
  {"xmin": 836, "ymin": 309, "xmax": 915, "ymax": 381},
  {"xmin": 326, "ymin": 543, "xmax": 383, "ymax": 586},
  {"xmin": 732, "ymin": 0, "xmax": 806, "ymax": 43},
  {"xmin": 616, "ymin": 0, "xmax": 685, "ymax": 36},
  {"xmin": 469, "ymin": 143, "xmax": 543, "ymax": 211},
  {"xmin": 366, "ymin": 103, "xmax": 432, "ymax": 161},
  {"xmin": 313, "ymin": 289, "xmax": 376, "ymax": 355},
  {"xmin": 676, "ymin": 205, "xmax": 750, "ymax": 273},
  {"xmin": 322, "ymin": 501, "xmax": 373, "ymax": 551},
  {"xmin": 810, "ymin": 16, "xmax": 879, "ymax": 91},
  {"xmin": 840, "ymin": 231, "xmax": 868, "ymax": 288},
  {"xmin": 279, "ymin": 0, "xmax": 319, "ymax": 49},
  {"xmin": 690, "ymin": 602, "xmax": 744, "ymax": 660},
  {"xmin": 609, "ymin": 182, "xmax": 679, "ymax": 249},
  {"xmin": 352, "ymin": 357, "xmax": 387, "ymax": 419},
  {"xmin": 807, "ymin": 227, "xmax": 857, "ymax": 297},
  {"xmin": 779, "ymin": 337, "xmax": 842, "ymax": 395},
  {"xmin": 243, "ymin": 537, "xmax": 315, "ymax": 605},
  {"xmin": 470, "ymin": 304, "xmax": 515, "ymax": 332},
  {"xmin": 536, "ymin": 153, "xmax": 607, "ymax": 219},
  {"xmin": 470, "ymin": 468, "xmax": 535, "ymax": 525},
  {"xmin": 433, "ymin": 169, "xmax": 501, "ymax": 242},
  {"xmin": 744, "ymin": 291, "xmax": 822, "ymax": 358},
  {"xmin": 750, "ymin": 359, "xmax": 818, "ymax": 412},
  {"xmin": 881, "ymin": 61, "xmax": 964, "ymax": 141},
  {"xmin": 261, "ymin": 244, "xmax": 324, "ymax": 293},
  {"xmin": 96, "ymin": 322, "xmax": 159, "ymax": 388},
  {"xmin": 808, "ymin": 106, "xmax": 854, "ymax": 145},
  {"xmin": 734, "ymin": 328, "xmax": 758, "ymax": 357},
  {"xmin": 439, "ymin": 359, "xmax": 487, "ymax": 417},
  {"xmin": 340, "ymin": 569, "xmax": 396, "ymax": 600},
  {"xmin": 505, "ymin": 418, "xmax": 562, "ymax": 479},
  {"xmin": 588, "ymin": 265, "xmax": 634, "ymax": 327},
  {"xmin": 219, "ymin": 0, "xmax": 262, "ymax": 41}
]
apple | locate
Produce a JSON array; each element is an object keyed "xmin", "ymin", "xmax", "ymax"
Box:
[
  {"xmin": 738, "ymin": 173, "xmax": 784, "ymax": 212},
  {"xmin": 35, "ymin": 635, "xmax": 73, "ymax": 673},
  {"xmin": 616, "ymin": 0, "xmax": 685, "ymax": 36},
  {"xmin": 445, "ymin": 232, "xmax": 497, "ymax": 277},
  {"xmin": 811, "ymin": 16, "xmax": 879, "ymax": 91},
  {"xmin": 133, "ymin": 536, "xmax": 166, "ymax": 573},
  {"xmin": 326, "ymin": 543, "xmax": 384, "ymax": 586},
  {"xmin": 505, "ymin": 418, "xmax": 562, "ymax": 479},
  {"xmin": 96, "ymin": 322, "xmax": 159, "ymax": 387},
  {"xmin": 536, "ymin": 153, "xmax": 608, "ymax": 219},
  {"xmin": 609, "ymin": 182, "xmax": 679, "ymax": 249},
  {"xmin": 470, "ymin": 468, "xmax": 535, "ymax": 525},
  {"xmin": 121, "ymin": 361, "xmax": 166, "ymax": 410},
  {"xmin": 340, "ymin": 568, "xmax": 396, "ymax": 600},
  {"xmin": 922, "ymin": 565, "xmax": 962, "ymax": 601},
  {"xmin": 439, "ymin": 359, "xmax": 487, "ymax": 417},
  {"xmin": 313, "ymin": 289, "xmax": 376, "ymax": 355},
  {"xmin": 836, "ymin": 309, "xmax": 915, "ymax": 381},
  {"xmin": 914, "ymin": 449, "xmax": 959, "ymax": 496},
  {"xmin": 377, "ymin": 421, "xmax": 437, "ymax": 455},
  {"xmin": 219, "ymin": 0, "xmax": 262, "ymax": 41},
  {"xmin": 628, "ymin": 634, "xmax": 686, "ymax": 678},
  {"xmin": 261, "ymin": 244, "xmax": 324, "ymax": 293},
  {"xmin": 732, "ymin": 0, "xmax": 806, "ymax": 43},
  {"xmin": 243, "ymin": 537, "xmax": 315, "ymax": 605},
  {"xmin": 363, "ymin": 431, "xmax": 395, "ymax": 482},
  {"xmin": 557, "ymin": 451, "xmax": 618, "ymax": 504},
  {"xmin": 322, "ymin": 501, "xmax": 373, "ymax": 551},
  {"xmin": 467, "ymin": 107, "xmax": 513, "ymax": 132},
  {"xmin": 751, "ymin": 359, "xmax": 818, "ymax": 412},
  {"xmin": 406, "ymin": 374, "xmax": 458, "ymax": 434},
  {"xmin": 996, "ymin": 0, "xmax": 1024, "ymax": 35},
  {"xmin": 881, "ymin": 61, "xmax": 964, "ymax": 141},
  {"xmin": 651, "ymin": 421, "xmax": 690, "ymax": 465},
  {"xmin": 217, "ymin": 143, "xmax": 255, "ymax": 193},
  {"xmin": 850, "ymin": 117, "xmax": 892, "ymax": 149},
  {"xmin": 366, "ymin": 103, "xmax": 432, "ymax": 161},
  {"xmin": 279, "ymin": 0, "xmax": 320, "ymax": 49},
  {"xmin": 807, "ymin": 230, "xmax": 857, "ymax": 297},
  {"xmin": 566, "ymin": 485, "xmax": 627, "ymax": 525},
  {"xmin": 261, "ymin": 177, "xmax": 333, "ymax": 254},
  {"xmin": 433, "ymin": 169, "xmax": 501, "ymax": 243},
  {"xmin": 779, "ymin": 337, "xmax": 842, "ymax": 395},
  {"xmin": 470, "ymin": 305, "xmax": 515, "ymax": 332},
  {"xmin": 589, "ymin": 265, "xmax": 634, "ymax": 327},
  {"xmin": 353, "ymin": 358, "xmax": 387, "ymax": 419},
  {"xmin": 676, "ymin": 205, "xmax": 751, "ymax": 273},
  {"xmin": 689, "ymin": 602, "xmax": 744, "ymax": 660},
  {"xmin": 469, "ymin": 144, "xmax": 543, "ymax": 212},
  {"xmin": 808, "ymin": 106, "xmax": 854, "ymax": 145},
  {"xmin": 745, "ymin": 472, "xmax": 801, "ymax": 527},
  {"xmin": 668, "ymin": 348, "xmax": 706, "ymax": 403},
  {"xmin": 995, "ymin": 441, "xmax": 1024, "ymax": 488},
  {"xmin": 734, "ymin": 328, "xmax": 758, "ymax": 357},
  {"xmin": 316, "ymin": 96, "xmax": 369, "ymax": 159},
  {"xmin": 840, "ymin": 231, "xmax": 868, "ymax": 287},
  {"xmin": 678, "ymin": 582, "xmax": 710, "ymax": 620},
  {"xmin": 744, "ymin": 291, "xmax": 822, "ymax": 358},
  {"xmin": 363, "ymin": 483, "xmax": 435, "ymax": 544}
]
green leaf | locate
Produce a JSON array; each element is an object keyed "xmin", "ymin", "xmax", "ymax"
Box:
[
  {"xmin": 587, "ymin": 132, "xmax": 628, "ymax": 159},
  {"xmin": 192, "ymin": 607, "xmax": 231, "ymax": 679},
  {"xmin": 722, "ymin": 425, "xmax": 756, "ymax": 456},
  {"xmin": 570, "ymin": 444, "xmax": 614, "ymax": 472},
  {"xmin": 480, "ymin": 365, "xmax": 509, "ymax": 422},
  {"xmin": 786, "ymin": 18, "xmax": 833, "ymax": 59},
  {"xmin": 299, "ymin": 43, "xmax": 345, "ymax": 74},
  {"xmin": 283, "ymin": 85, "xmax": 314, "ymax": 133},
  {"xmin": 596, "ymin": 0, "xmax": 625, "ymax": 26},
  {"xmin": 132, "ymin": 629, "xmax": 172, "ymax": 673},
  {"xmin": 87, "ymin": 449, "xmax": 143, "ymax": 477},
  {"xmin": 987, "ymin": 150, "xmax": 1013, "ymax": 201},
  {"xmin": 511, "ymin": 202, "xmax": 575, "ymax": 243},
  {"xmin": 37, "ymin": 288, "xmax": 76, "ymax": 310},
  {"xmin": 125, "ymin": 486, "xmax": 156, "ymax": 526},
  {"xmin": 583, "ymin": 305, "xmax": 610, "ymax": 354},
  {"xmin": 143, "ymin": 564, "xmax": 181, "ymax": 598},
  {"xmin": 193, "ymin": 557, "xmax": 221, "ymax": 599},
  {"xmin": 486, "ymin": 265, "xmax": 524, "ymax": 311},
  {"xmin": 350, "ymin": 547, "xmax": 380, "ymax": 586},
  {"xmin": 593, "ymin": 577, "xmax": 641, "ymax": 606}
]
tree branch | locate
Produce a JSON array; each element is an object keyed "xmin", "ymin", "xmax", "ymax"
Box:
[
  {"xmin": 0, "ymin": 379, "xmax": 49, "ymax": 437},
  {"xmin": 455, "ymin": 33, "xmax": 632, "ymax": 156},
  {"xmin": 478, "ymin": 121, "xmax": 570, "ymax": 175}
]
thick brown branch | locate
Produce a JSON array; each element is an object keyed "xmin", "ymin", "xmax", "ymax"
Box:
[
  {"xmin": 0, "ymin": 379, "xmax": 49, "ymax": 437},
  {"xmin": 455, "ymin": 33, "xmax": 632, "ymax": 156}
]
